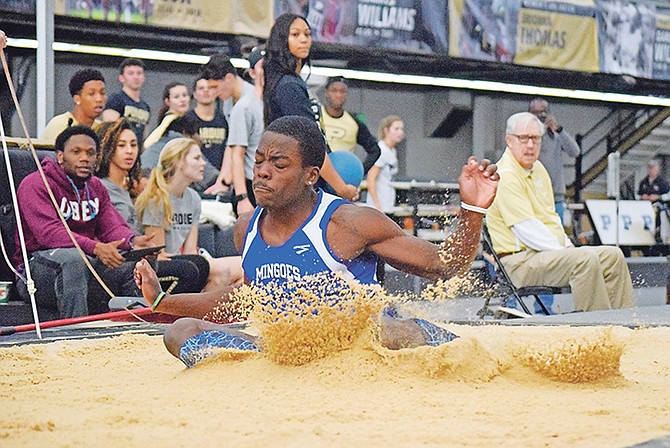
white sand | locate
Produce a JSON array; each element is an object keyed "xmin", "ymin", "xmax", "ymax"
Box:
[{"xmin": 1, "ymin": 324, "xmax": 669, "ymax": 447}]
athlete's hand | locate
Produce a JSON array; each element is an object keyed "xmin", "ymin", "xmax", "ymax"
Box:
[
  {"xmin": 94, "ymin": 239, "xmax": 125, "ymax": 268},
  {"xmin": 0, "ymin": 30, "xmax": 7, "ymax": 50},
  {"xmin": 458, "ymin": 157, "xmax": 499, "ymax": 210}
]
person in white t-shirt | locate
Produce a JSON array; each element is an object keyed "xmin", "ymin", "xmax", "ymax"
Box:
[{"xmin": 366, "ymin": 115, "xmax": 404, "ymax": 213}]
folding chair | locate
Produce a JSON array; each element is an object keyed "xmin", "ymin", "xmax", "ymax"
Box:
[{"xmin": 478, "ymin": 223, "xmax": 556, "ymax": 317}]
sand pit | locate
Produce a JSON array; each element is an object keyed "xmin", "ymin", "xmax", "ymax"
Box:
[{"xmin": 1, "ymin": 323, "xmax": 669, "ymax": 447}]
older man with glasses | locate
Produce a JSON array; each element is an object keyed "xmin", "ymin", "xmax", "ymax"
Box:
[{"xmin": 485, "ymin": 112, "xmax": 634, "ymax": 312}]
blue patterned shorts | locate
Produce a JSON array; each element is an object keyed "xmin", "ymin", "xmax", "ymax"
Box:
[
  {"xmin": 413, "ymin": 318, "xmax": 460, "ymax": 346},
  {"xmin": 382, "ymin": 305, "xmax": 460, "ymax": 346},
  {"xmin": 179, "ymin": 330, "xmax": 259, "ymax": 368}
]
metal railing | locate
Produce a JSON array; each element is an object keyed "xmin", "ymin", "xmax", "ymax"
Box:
[{"xmin": 569, "ymin": 107, "xmax": 670, "ymax": 201}]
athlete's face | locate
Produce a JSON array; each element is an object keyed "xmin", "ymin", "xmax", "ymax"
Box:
[
  {"xmin": 288, "ymin": 18, "xmax": 312, "ymax": 60},
  {"xmin": 74, "ymin": 80, "xmax": 106, "ymax": 121},
  {"xmin": 58, "ymin": 134, "xmax": 98, "ymax": 181},
  {"xmin": 252, "ymin": 131, "xmax": 317, "ymax": 208},
  {"xmin": 165, "ymin": 85, "xmax": 190, "ymax": 115},
  {"xmin": 111, "ymin": 129, "xmax": 139, "ymax": 173}
]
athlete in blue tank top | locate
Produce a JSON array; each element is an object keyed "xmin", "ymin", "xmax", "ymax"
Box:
[
  {"xmin": 133, "ymin": 115, "xmax": 500, "ymax": 368},
  {"xmin": 242, "ymin": 189, "xmax": 378, "ymax": 286}
]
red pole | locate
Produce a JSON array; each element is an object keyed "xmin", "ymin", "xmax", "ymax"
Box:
[{"xmin": 0, "ymin": 308, "xmax": 154, "ymax": 336}]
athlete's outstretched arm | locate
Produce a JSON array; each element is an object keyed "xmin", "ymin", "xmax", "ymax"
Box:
[
  {"xmin": 134, "ymin": 217, "xmax": 253, "ymax": 318},
  {"xmin": 134, "ymin": 259, "xmax": 237, "ymax": 318},
  {"xmin": 341, "ymin": 158, "xmax": 498, "ymax": 280}
]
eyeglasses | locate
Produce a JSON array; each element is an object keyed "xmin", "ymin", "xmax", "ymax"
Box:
[{"xmin": 512, "ymin": 134, "xmax": 542, "ymax": 144}]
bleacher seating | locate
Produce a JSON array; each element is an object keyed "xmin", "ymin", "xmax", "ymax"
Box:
[{"xmin": 0, "ymin": 143, "xmax": 239, "ymax": 324}]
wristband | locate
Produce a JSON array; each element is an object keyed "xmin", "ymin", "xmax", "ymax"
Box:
[
  {"xmin": 460, "ymin": 202, "xmax": 488, "ymax": 214},
  {"xmin": 151, "ymin": 291, "xmax": 166, "ymax": 311},
  {"xmin": 235, "ymin": 193, "xmax": 248, "ymax": 201}
]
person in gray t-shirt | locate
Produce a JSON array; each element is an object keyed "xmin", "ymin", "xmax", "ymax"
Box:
[
  {"xmin": 96, "ymin": 119, "xmax": 210, "ymax": 294},
  {"xmin": 529, "ymin": 98, "xmax": 580, "ymax": 225},
  {"xmin": 141, "ymin": 188, "xmax": 201, "ymax": 254},
  {"xmin": 101, "ymin": 177, "xmax": 141, "ymax": 233},
  {"xmin": 228, "ymin": 48, "xmax": 265, "ymax": 215},
  {"xmin": 135, "ymin": 137, "xmax": 243, "ymax": 292}
]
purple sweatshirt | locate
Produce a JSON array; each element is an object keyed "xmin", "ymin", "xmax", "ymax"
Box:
[{"xmin": 14, "ymin": 158, "xmax": 136, "ymax": 264}]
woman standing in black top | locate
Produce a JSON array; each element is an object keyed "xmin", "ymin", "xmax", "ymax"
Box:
[{"xmin": 263, "ymin": 13, "xmax": 358, "ymax": 201}]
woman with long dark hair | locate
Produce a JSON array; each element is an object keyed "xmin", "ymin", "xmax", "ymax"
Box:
[
  {"xmin": 263, "ymin": 13, "xmax": 358, "ymax": 201},
  {"xmin": 144, "ymin": 81, "xmax": 190, "ymax": 150}
]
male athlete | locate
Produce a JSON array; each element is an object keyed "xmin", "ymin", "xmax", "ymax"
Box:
[{"xmin": 134, "ymin": 115, "xmax": 499, "ymax": 367}]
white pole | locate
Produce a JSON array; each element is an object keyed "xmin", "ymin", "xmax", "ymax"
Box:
[
  {"xmin": 0, "ymin": 115, "xmax": 42, "ymax": 339},
  {"xmin": 607, "ymin": 152, "xmax": 621, "ymax": 247},
  {"xmin": 36, "ymin": 0, "xmax": 54, "ymax": 138}
]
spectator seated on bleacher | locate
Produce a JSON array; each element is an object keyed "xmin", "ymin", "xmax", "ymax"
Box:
[
  {"xmin": 14, "ymin": 126, "xmax": 154, "ymax": 318},
  {"xmin": 96, "ymin": 118, "xmax": 210, "ymax": 294},
  {"xmin": 637, "ymin": 159, "xmax": 670, "ymax": 244},
  {"xmin": 0, "ymin": 138, "xmax": 238, "ymax": 316},
  {"xmin": 135, "ymin": 137, "xmax": 243, "ymax": 293}
]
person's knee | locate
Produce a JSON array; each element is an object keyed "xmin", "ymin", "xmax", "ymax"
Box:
[
  {"xmin": 53, "ymin": 248, "xmax": 85, "ymax": 262},
  {"xmin": 206, "ymin": 270, "xmax": 227, "ymax": 290},
  {"xmin": 377, "ymin": 313, "xmax": 425, "ymax": 350},
  {"xmin": 56, "ymin": 249, "xmax": 89, "ymax": 275},
  {"xmin": 572, "ymin": 248, "xmax": 600, "ymax": 271},
  {"xmin": 163, "ymin": 318, "xmax": 207, "ymax": 358},
  {"xmin": 207, "ymin": 257, "xmax": 243, "ymax": 288},
  {"xmin": 600, "ymin": 246, "xmax": 626, "ymax": 264}
]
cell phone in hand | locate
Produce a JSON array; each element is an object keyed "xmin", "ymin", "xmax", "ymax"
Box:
[{"xmin": 121, "ymin": 245, "xmax": 165, "ymax": 261}]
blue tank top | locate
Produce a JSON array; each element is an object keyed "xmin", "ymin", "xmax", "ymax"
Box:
[{"xmin": 242, "ymin": 190, "xmax": 378, "ymax": 286}]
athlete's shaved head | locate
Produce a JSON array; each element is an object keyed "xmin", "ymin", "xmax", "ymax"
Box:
[{"xmin": 265, "ymin": 115, "xmax": 326, "ymax": 169}]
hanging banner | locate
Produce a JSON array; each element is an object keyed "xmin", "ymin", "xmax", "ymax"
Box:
[
  {"xmin": 653, "ymin": 10, "xmax": 670, "ymax": 80},
  {"xmin": 597, "ymin": 0, "xmax": 656, "ymax": 79},
  {"xmin": 448, "ymin": 0, "xmax": 516, "ymax": 62},
  {"xmin": 277, "ymin": 0, "xmax": 449, "ymax": 54},
  {"xmin": 8, "ymin": 0, "xmax": 670, "ymax": 82},
  {"xmin": 54, "ymin": 0, "xmax": 274, "ymax": 38},
  {"xmin": 514, "ymin": 0, "xmax": 599, "ymax": 72}
]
